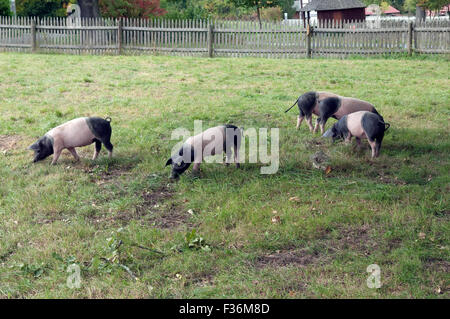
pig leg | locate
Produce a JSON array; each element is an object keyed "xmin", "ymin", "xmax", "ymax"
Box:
[
  {"xmin": 372, "ymin": 135, "xmax": 384, "ymax": 158},
  {"xmin": 51, "ymin": 147, "xmax": 63, "ymax": 165},
  {"xmin": 296, "ymin": 109, "xmax": 305, "ymax": 130},
  {"xmin": 101, "ymin": 139, "xmax": 113, "ymax": 158},
  {"xmin": 319, "ymin": 120, "xmax": 327, "ymax": 135},
  {"xmin": 234, "ymin": 143, "xmax": 240, "ymax": 169},
  {"xmin": 306, "ymin": 115, "xmax": 314, "ymax": 132},
  {"xmin": 355, "ymin": 137, "xmax": 362, "ymax": 148},
  {"xmin": 92, "ymin": 139, "xmax": 102, "ymax": 160},
  {"xmin": 192, "ymin": 163, "xmax": 201, "ymax": 174},
  {"xmin": 68, "ymin": 147, "xmax": 80, "ymax": 162},
  {"xmin": 344, "ymin": 134, "xmax": 352, "ymax": 144},
  {"xmin": 375, "ymin": 141, "xmax": 382, "ymax": 158},
  {"xmin": 374, "ymin": 129, "xmax": 385, "ymax": 158},
  {"xmin": 296, "ymin": 116, "xmax": 304, "ymax": 130},
  {"xmin": 313, "ymin": 118, "xmax": 328, "ymax": 134},
  {"xmin": 313, "ymin": 118, "xmax": 320, "ymax": 133},
  {"xmin": 368, "ymin": 140, "xmax": 377, "ymax": 158},
  {"xmin": 224, "ymin": 153, "xmax": 230, "ymax": 166},
  {"xmin": 225, "ymin": 140, "xmax": 233, "ymax": 166}
]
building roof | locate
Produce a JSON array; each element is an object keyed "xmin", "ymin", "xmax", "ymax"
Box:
[
  {"xmin": 383, "ymin": 5, "xmax": 400, "ymax": 14},
  {"xmin": 300, "ymin": 0, "xmax": 366, "ymax": 12},
  {"xmin": 366, "ymin": 5, "xmax": 400, "ymax": 15}
]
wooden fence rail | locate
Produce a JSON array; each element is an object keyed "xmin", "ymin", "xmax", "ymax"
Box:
[{"xmin": 0, "ymin": 16, "xmax": 449, "ymax": 58}]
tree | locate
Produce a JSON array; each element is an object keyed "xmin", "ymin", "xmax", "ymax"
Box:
[
  {"xmin": 160, "ymin": 0, "xmax": 209, "ymax": 19},
  {"xmin": 403, "ymin": 0, "xmax": 448, "ymax": 20},
  {"xmin": 278, "ymin": 0, "xmax": 295, "ymax": 18},
  {"xmin": 99, "ymin": 0, "xmax": 166, "ymax": 18},
  {"xmin": 16, "ymin": 0, "xmax": 67, "ymax": 17},
  {"xmin": 0, "ymin": 0, "xmax": 12, "ymax": 16},
  {"xmin": 230, "ymin": 0, "xmax": 280, "ymax": 28},
  {"xmin": 78, "ymin": 0, "xmax": 100, "ymax": 17}
]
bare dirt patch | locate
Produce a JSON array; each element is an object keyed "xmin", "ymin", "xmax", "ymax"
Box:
[
  {"xmin": 303, "ymin": 138, "xmax": 328, "ymax": 148},
  {"xmin": 256, "ymin": 224, "xmax": 390, "ymax": 269},
  {"xmin": 138, "ymin": 186, "xmax": 192, "ymax": 229},
  {"xmin": 331, "ymin": 224, "xmax": 375, "ymax": 253},
  {"xmin": 256, "ymin": 247, "xmax": 331, "ymax": 268},
  {"xmin": 424, "ymin": 258, "xmax": 450, "ymax": 273},
  {"xmin": 0, "ymin": 135, "xmax": 21, "ymax": 152},
  {"xmin": 377, "ymin": 173, "xmax": 407, "ymax": 186},
  {"xmin": 83, "ymin": 163, "xmax": 135, "ymax": 186},
  {"xmin": 31, "ymin": 208, "xmax": 73, "ymax": 225}
]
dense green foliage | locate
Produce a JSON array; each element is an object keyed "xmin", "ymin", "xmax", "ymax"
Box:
[
  {"xmin": 16, "ymin": 0, "xmax": 67, "ymax": 17},
  {"xmin": 159, "ymin": 0, "xmax": 249, "ymax": 20},
  {"xmin": 0, "ymin": 0, "xmax": 11, "ymax": 16},
  {"xmin": 99, "ymin": 0, "xmax": 166, "ymax": 18}
]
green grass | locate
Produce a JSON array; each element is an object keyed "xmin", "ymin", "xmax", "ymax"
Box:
[{"xmin": 0, "ymin": 52, "xmax": 449, "ymax": 298}]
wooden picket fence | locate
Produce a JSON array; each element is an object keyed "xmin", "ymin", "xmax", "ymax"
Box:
[{"xmin": 0, "ymin": 16, "xmax": 449, "ymax": 58}]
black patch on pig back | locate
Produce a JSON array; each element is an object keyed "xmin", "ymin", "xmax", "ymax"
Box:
[
  {"xmin": 297, "ymin": 91, "xmax": 317, "ymax": 116},
  {"xmin": 224, "ymin": 124, "xmax": 241, "ymax": 152},
  {"xmin": 371, "ymin": 107, "xmax": 384, "ymax": 123},
  {"xmin": 319, "ymin": 97, "xmax": 340, "ymax": 119},
  {"xmin": 361, "ymin": 112, "xmax": 385, "ymax": 142},
  {"xmin": 86, "ymin": 117, "xmax": 112, "ymax": 141}
]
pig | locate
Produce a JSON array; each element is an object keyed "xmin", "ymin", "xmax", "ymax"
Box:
[
  {"xmin": 285, "ymin": 92, "xmax": 383, "ymax": 134},
  {"xmin": 322, "ymin": 110, "xmax": 390, "ymax": 158},
  {"xmin": 28, "ymin": 117, "xmax": 113, "ymax": 164},
  {"xmin": 165, "ymin": 124, "xmax": 242, "ymax": 179}
]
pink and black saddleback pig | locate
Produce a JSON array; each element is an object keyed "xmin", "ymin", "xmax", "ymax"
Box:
[
  {"xmin": 165, "ymin": 124, "xmax": 242, "ymax": 179},
  {"xmin": 285, "ymin": 92, "xmax": 382, "ymax": 134},
  {"xmin": 28, "ymin": 117, "xmax": 113, "ymax": 164},
  {"xmin": 323, "ymin": 110, "xmax": 390, "ymax": 158}
]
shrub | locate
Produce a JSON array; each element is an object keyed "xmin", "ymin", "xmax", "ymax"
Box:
[
  {"xmin": 99, "ymin": 0, "xmax": 166, "ymax": 18},
  {"xmin": 0, "ymin": 0, "xmax": 12, "ymax": 16},
  {"xmin": 16, "ymin": 0, "xmax": 66, "ymax": 17},
  {"xmin": 260, "ymin": 6, "xmax": 282, "ymax": 21}
]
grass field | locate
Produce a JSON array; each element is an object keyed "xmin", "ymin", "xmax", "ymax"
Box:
[{"xmin": 0, "ymin": 52, "xmax": 448, "ymax": 298}]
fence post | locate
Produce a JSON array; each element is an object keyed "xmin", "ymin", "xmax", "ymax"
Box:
[
  {"xmin": 306, "ymin": 22, "xmax": 312, "ymax": 58},
  {"xmin": 207, "ymin": 23, "xmax": 214, "ymax": 58},
  {"xmin": 407, "ymin": 21, "xmax": 413, "ymax": 56},
  {"xmin": 117, "ymin": 18, "xmax": 123, "ymax": 55},
  {"xmin": 31, "ymin": 19, "xmax": 37, "ymax": 53}
]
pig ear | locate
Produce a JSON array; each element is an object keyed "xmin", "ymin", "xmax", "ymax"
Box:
[
  {"xmin": 165, "ymin": 158, "xmax": 173, "ymax": 166},
  {"xmin": 28, "ymin": 142, "xmax": 40, "ymax": 150}
]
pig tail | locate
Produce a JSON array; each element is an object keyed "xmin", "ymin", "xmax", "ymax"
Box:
[
  {"xmin": 105, "ymin": 117, "xmax": 112, "ymax": 123},
  {"xmin": 384, "ymin": 122, "xmax": 390, "ymax": 131}
]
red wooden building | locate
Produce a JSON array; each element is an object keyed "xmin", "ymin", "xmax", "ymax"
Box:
[{"xmin": 300, "ymin": 0, "xmax": 366, "ymax": 23}]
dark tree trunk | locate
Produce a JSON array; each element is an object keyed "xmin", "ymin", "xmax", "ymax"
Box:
[
  {"xmin": 78, "ymin": 0, "xmax": 100, "ymax": 18},
  {"xmin": 415, "ymin": 5, "xmax": 426, "ymax": 22},
  {"xmin": 256, "ymin": 6, "xmax": 262, "ymax": 29}
]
